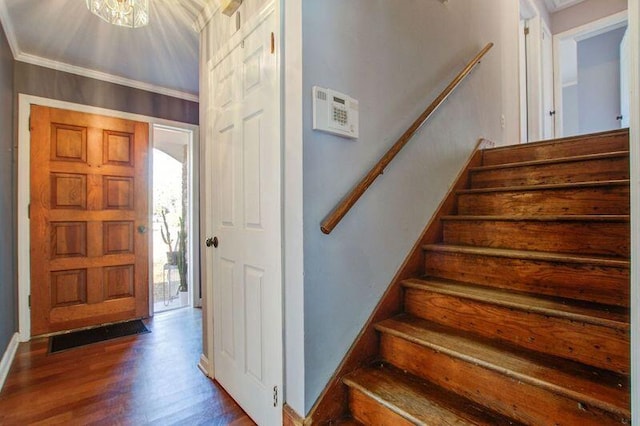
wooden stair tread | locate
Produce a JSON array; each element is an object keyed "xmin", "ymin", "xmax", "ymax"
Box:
[
  {"xmin": 344, "ymin": 365, "xmax": 522, "ymax": 425},
  {"xmin": 402, "ymin": 278, "xmax": 629, "ymax": 329},
  {"xmin": 441, "ymin": 214, "xmax": 629, "ymax": 222},
  {"xmin": 332, "ymin": 419, "xmax": 363, "ymax": 425},
  {"xmin": 482, "ymin": 129, "xmax": 629, "ymax": 154},
  {"xmin": 375, "ymin": 315, "xmax": 630, "ymax": 418},
  {"xmin": 422, "ymin": 244, "xmax": 630, "ymax": 267},
  {"xmin": 470, "ymin": 150, "xmax": 628, "ymax": 172},
  {"xmin": 457, "ymin": 179, "xmax": 629, "ymax": 194}
]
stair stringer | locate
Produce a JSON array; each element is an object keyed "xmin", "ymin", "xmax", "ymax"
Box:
[{"xmin": 304, "ymin": 138, "xmax": 495, "ymax": 425}]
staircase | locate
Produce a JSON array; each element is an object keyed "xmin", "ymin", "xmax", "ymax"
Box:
[{"xmin": 342, "ymin": 129, "xmax": 631, "ymax": 425}]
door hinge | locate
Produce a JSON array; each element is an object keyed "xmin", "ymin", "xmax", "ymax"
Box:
[
  {"xmin": 270, "ymin": 32, "xmax": 275, "ymax": 54},
  {"xmin": 28, "ymin": 204, "xmax": 30, "ymax": 219},
  {"xmin": 273, "ymin": 385, "xmax": 278, "ymax": 407},
  {"xmin": 28, "ymin": 295, "xmax": 31, "ymax": 308},
  {"xmin": 524, "ymin": 27, "xmax": 530, "ymax": 36},
  {"xmin": 28, "ymin": 115, "xmax": 31, "ymax": 131}
]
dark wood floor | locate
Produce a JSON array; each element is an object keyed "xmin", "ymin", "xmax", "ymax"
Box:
[{"xmin": 0, "ymin": 308, "xmax": 255, "ymax": 425}]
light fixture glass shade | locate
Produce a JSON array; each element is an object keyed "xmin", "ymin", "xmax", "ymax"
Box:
[{"xmin": 86, "ymin": 0, "xmax": 149, "ymax": 28}]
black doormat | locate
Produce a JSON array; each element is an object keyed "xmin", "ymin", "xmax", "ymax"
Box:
[{"xmin": 49, "ymin": 320, "xmax": 150, "ymax": 353}]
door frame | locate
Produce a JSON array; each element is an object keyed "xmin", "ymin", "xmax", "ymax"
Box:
[
  {"xmin": 151, "ymin": 124, "xmax": 201, "ymax": 310},
  {"xmin": 629, "ymin": 0, "xmax": 639, "ymax": 422},
  {"xmin": 552, "ymin": 11, "xmax": 628, "ymax": 137},
  {"xmin": 519, "ymin": 0, "xmax": 552, "ymax": 142},
  {"xmin": 17, "ymin": 94, "xmax": 199, "ymax": 342}
]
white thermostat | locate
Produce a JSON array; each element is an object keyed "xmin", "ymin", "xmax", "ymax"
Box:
[{"xmin": 312, "ymin": 86, "xmax": 359, "ymax": 139}]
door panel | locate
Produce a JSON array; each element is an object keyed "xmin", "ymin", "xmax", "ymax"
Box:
[
  {"xmin": 210, "ymin": 7, "xmax": 282, "ymax": 425},
  {"xmin": 30, "ymin": 105, "xmax": 149, "ymax": 336}
]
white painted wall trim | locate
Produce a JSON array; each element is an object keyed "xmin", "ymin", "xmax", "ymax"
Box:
[
  {"xmin": 282, "ymin": 0, "xmax": 305, "ymax": 416},
  {"xmin": 193, "ymin": 0, "xmax": 221, "ymax": 32},
  {"xmin": 151, "ymin": 124, "xmax": 201, "ymax": 310},
  {"xmin": 628, "ymin": 0, "xmax": 639, "ymax": 423},
  {"xmin": 0, "ymin": 333, "xmax": 19, "ymax": 391},
  {"xmin": 0, "ymin": 0, "xmax": 18, "ymax": 58},
  {"xmin": 15, "ymin": 54, "xmax": 199, "ymax": 103},
  {"xmin": 17, "ymin": 94, "xmax": 199, "ymax": 342},
  {"xmin": 552, "ymin": 11, "xmax": 629, "ymax": 136},
  {"xmin": 197, "ymin": 354, "xmax": 212, "ymax": 377}
]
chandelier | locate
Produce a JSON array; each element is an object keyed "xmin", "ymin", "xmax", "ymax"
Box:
[{"xmin": 86, "ymin": 0, "xmax": 149, "ymax": 28}]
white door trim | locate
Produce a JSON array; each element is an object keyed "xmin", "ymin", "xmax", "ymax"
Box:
[
  {"xmin": 17, "ymin": 94, "xmax": 198, "ymax": 342},
  {"xmin": 282, "ymin": 0, "xmax": 305, "ymax": 415},
  {"xmin": 151, "ymin": 124, "xmax": 201, "ymax": 310},
  {"xmin": 552, "ymin": 11, "xmax": 628, "ymax": 137},
  {"xmin": 628, "ymin": 0, "xmax": 639, "ymax": 422}
]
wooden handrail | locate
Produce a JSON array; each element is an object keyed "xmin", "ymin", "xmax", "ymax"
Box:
[{"xmin": 320, "ymin": 42, "xmax": 494, "ymax": 234}]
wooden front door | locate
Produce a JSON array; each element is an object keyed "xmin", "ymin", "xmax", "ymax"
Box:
[{"xmin": 30, "ymin": 105, "xmax": 150, "ymax": 336}]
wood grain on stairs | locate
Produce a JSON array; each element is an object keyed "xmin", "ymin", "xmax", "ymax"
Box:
[
  {"xmin": 441, "ymin": 215, "xmax": 629, "ymax": 257},
  {"xmin": 469, "ymin": 151, "xmax": 629, "ymax": 188},
  {"xmin": 481, "ymin": 129, "xmax": 628, "ymax": 166},
  {"xmin": 423, "ymin": 244, "xmax": 629, "ymax": 307},
  {"xmin": 334, "ymin": 130, "xmax": 630, "ymax": 426},
  {"xmin": 344, "ymin": 364, "xmax": 523, "ymax": 426},
  {"xmin": 402, "ymin": 278, "xmax": 629, "ymax": 373},
  {"xmin": 457, "ymin": 180, "xmax": 630, "ymax": 216},
  {"xmin": 376, "ymin": 315, "xmax": 630, "ymax": 425}
]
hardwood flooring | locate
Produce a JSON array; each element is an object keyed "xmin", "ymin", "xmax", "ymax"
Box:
[{"xmin": 0, "ymin": 308, "xmax": 255, "ymax": 426}]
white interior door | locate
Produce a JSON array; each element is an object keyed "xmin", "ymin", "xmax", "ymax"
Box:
[
  {"xmin": 209, "ymin": 7, "xmax": 282, "ymax": 425},
  {"xmin": 620, "ymin": 27, "xmax": 630, "ymax": 128},
  {"xmin": 542, "ymin": 23, "xmax": 555, "ymax": 139}
]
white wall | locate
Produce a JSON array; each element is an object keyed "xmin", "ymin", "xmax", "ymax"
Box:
[
  {"xmin": 562, "ymin": 84, "xmax": 580, "ymax": 135},
  {"xmin": 301, "ymin": 0, "xmax": 519, "ymax": 413},
  {"xmin": 577, "ymin": 26, "xmax": 626, "ymax": 133},
  {"xmin": 552, "ymin": 0, "xmax": 628, "ymax": 34}
]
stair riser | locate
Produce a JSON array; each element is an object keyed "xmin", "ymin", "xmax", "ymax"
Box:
[
  {"xmin": 424, "ymin": 251, "xmax": 629, "ymax": 307},
  {"xmin": 482, "ymin": 133, "xmax": 628, "ymax": 166},
  {"xmin": 404, "ymin": 289, "xmax": 629, "ymax": 374},
  {"xmin": 442, "ymin": 220, "xmax": 629, "ymax": 257},
  {"xmin": 458, "ymin": 186, "xmax": 629, "ymax": 216},
  {"xmin": 380, "ymin": 334, "xmax": 629, "ymax": 426},
  {"xmin": 348, "ymin": 389, "xmax": 415, "ymax": 426},
  {"xmin": 470, "ymin": 157, "xmax": 629, "ymax": 189}
]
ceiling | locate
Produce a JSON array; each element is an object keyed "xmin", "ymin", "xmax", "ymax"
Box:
[
  {"xmin": 0, "ymin": 0, "xmax": 209, "ymax": 101},
  {"xmin": 543, "ymin": 0, "xmax": 587, "ymax": 13}
]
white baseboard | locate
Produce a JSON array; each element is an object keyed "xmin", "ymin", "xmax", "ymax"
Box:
[
  {"xmin": 0, "ymin": 333, "xmax": 19, "ymax": 391},
  {"xmin": 198, "ymin": 354, "xmax": 212, "ymax": 378}
]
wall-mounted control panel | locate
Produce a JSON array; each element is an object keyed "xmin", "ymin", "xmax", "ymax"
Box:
[{"xmin": 312, "ymin": 86, "xmax": 359, "ymax": 139}]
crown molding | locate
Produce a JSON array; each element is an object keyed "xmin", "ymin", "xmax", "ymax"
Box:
[
  {"xmin": 15, "ymin": 52, "xmax": 199, "ymax": 102},
  {"xmin": 193, "ymin": 0, "xmax": 221, "ymax": 33},
  {"xmin": 0, "ymin": 0, "xmax": 199, "ymax": 102},
  {"xmin": 0, "ymin": 0, "xmax": 19, "ymax": 58},
  {"xmin": 544, "ymin": 0, "xmax": 586, "ymax": 13}
]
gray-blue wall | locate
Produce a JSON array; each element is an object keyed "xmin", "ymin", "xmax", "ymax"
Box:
[
  {"xmin": 14, "ymin": 62, "xmax": 198, "ymax": 125},
  {"xmin": 577, "ymin": 26, "xmax": 626, "ymax": 134},
  {"xmin": 301, "ymin": 0, "xmax": 519, "ymax": 412},
  {"xmin": 0, "ymin": 20, "xmax": 16, "ymax": 358}
]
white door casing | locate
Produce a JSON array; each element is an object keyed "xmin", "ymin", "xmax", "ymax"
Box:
[
  {"xmin": 620, "ymin": 27, "xmax": 630, "ymax": 128},
  {"xmin": 208, "ymin": 4, "xmax": 282, "ymax": 425},
  {"xmin": 542, "ymin": 23, "xmax": 556, "ymax": 138}
]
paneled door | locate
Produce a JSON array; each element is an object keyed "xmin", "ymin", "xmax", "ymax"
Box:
[
  {"xmin": 30, "ymin": 105, "xmax": 149, "ymax": 336},
  {"xmin": 209, "ymin": 5, "xmax": 282, "ymax": 425}
]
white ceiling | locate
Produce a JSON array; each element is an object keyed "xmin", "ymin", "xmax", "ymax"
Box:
[
  {"xmin": 0, "ymin": 0, "xmax": 208, "ymax": 101},
  {"xmin": 544, "ymin": 0, "xmax": 587, "ymax": 13}
]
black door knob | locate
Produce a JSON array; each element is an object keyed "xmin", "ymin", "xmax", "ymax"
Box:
[{"xmin": 206, "ymin": 237, "xmax": 218, "ymax": 248}]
